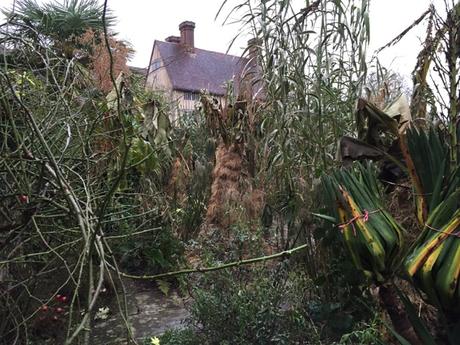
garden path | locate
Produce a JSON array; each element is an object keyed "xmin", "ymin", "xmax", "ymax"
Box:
[{"xmin": 91, "ymin": 278, "xmax": 189, "ymax": 344}]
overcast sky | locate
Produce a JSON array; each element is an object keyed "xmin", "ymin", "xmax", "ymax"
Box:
[{"xmin": 1, "ymin": 0, "xmax": 447, "ymax": 79}]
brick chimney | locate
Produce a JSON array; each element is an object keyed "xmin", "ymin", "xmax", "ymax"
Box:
[
  {"xmin": 165, "ymin": 36, "xmax": 180, "ymax": 44},
  {"xmin": 179, "ymin": 21, "xmax": 195, "ymax": 51},
  {"xmin": 242, "ymin": 38, "xmax": 264, "ymax": 99}
]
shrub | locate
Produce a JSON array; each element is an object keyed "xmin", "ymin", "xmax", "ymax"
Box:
[
  {"xmin": 158, "ymin": 329, "xmax": 205, "ymax": 345},
  {"xmin": 160, "ymin": 268, "xmax": 321, "ymax": 345}
]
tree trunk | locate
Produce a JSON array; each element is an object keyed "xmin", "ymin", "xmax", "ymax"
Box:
[
  {"xmin": 205, "ymin": 142, "xmax": 243, "ymax": 227},
  {"xmin": 378, "ymin": 284, "xmax": 422, "ymax": 345}
]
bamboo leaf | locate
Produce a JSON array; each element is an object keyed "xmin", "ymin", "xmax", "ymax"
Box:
[{"xmin": 310, "ymin": 212, "xmax": 337, "ymax": 224}]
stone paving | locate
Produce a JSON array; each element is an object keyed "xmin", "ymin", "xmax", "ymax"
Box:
[{"xmin": 91, "ymin": 279, "xmax": 189, "ymax": 344}]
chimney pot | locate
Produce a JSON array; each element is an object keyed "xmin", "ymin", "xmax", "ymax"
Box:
[
  {"xmin": 165, "ymin": 35, "xmax": 181, "ymax": 43},
  {"xmin": 179, "ymin": 21, "xmax": 195, "ymax": 51}
]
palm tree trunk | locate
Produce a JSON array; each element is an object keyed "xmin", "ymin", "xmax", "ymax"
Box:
[{"xmin": 205, "ymin": 142, "xmax": 243, "ymax": 227}]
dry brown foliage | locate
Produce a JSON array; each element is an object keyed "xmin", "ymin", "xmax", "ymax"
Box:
[
  {"xmin": 205, "ymin": 143, "xmax": 264, "ymax": 228},
  {"xmin": 386, "ymin": 179, "xmax": 420, "ymax": 244},
  {"xmin": 167, "ymin": 157, "xmax": 189, "ymax": 202},
  {"xmin": 206, "ymin": 143, "xmax": 243, "ymax": 226},
  {"xmin": 77, "ymin": 29, "xmax": 131, "ymax": 93}
]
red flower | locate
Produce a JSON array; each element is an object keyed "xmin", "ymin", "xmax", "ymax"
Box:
[
  {"xmin": 56, "ymin": 307, "xmax": 64, "ymax": 313},
  {"xmin": 40, "ymin": 305, "xmax": 49, "ymax": 312},
  {"xmin": 55, "ymin": 294, "xmax": 62, "ymax": 301},
  {"xmin": 60, "ymin": 296, "xmax": 68, "ymax": 303},
  {"xmin": 18, "ymin": 195, "xmax": 29, "ymax": 203}
]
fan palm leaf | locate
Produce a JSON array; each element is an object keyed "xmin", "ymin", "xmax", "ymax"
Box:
[{"xmin": 5, "ymin": 0, "xmax": 114, "ymax": 42}]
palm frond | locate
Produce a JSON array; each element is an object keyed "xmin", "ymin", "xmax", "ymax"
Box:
[{"xmin": 8, "ymin": 0, "xmax": 114, "ymax": 41}]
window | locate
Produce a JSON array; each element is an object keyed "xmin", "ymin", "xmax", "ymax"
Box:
[
  {"xmin": 183, "ymin": 92, "xmax": 200, "ymax": 101},
  {"xmin": 150, "ymin": 58, "xmax": 161, "ymax": 71}
]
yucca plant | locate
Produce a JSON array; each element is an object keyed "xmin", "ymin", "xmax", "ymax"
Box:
[
  {"xmin": 401, "ymin": 127, "xmax": 460, "ymax": 322},
  {"xmin": 402, "ymin": 127, "xmax": 460, "ymax": 225},
  {"xmin": 405, "ymin": 192, "xmax": 460, "ymax": 312},
  {"xmin": 321, "ymin": 162, "xmax": 425, "ymax": 342},
  {"xmin": 322, "ymin": 122, "xmax": 460, "ymax": 343},
  {"xmin": 322, "ymin": 164, "xmax": 405, "ymax": 282}
]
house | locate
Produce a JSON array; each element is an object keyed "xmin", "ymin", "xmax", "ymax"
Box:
[{"xmin": 145, "ymin": 21, "xmax": 259, "ymax": 121}]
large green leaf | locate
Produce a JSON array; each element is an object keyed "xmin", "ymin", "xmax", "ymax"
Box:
[{"xmin": 405, "ymin": 127, "xmax": 459, "ymax": 217}]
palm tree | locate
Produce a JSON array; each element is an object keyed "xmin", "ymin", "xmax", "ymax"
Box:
[{"xmin": 4, "ymin": 0, "xmax": 114, "ymax": 56}]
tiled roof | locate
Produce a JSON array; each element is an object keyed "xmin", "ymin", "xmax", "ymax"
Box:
[{"xmin": 153, "ymin": 40, "xmax": 248, "ymax": 96}]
